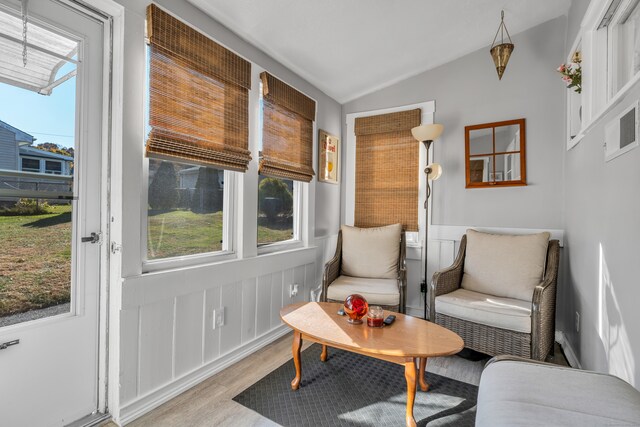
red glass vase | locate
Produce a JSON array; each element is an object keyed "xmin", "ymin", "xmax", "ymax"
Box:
[{"xmin": 344, "ymin": 294, "xmax": 369, "ymax": 324}]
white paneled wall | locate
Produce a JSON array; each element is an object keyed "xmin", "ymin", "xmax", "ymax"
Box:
[{"xmin": 119, "ymin": 248, "xmax": 316, "ymax": 423}]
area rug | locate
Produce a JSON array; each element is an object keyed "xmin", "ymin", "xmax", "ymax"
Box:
[{"xmin": 233, "ymin": 344, "xmax": 477, "ymax": 426}]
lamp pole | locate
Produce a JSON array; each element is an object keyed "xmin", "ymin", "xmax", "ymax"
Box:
[{"xmin": 423, "ymin": 140, "xmax": 432, "ymax": 321}]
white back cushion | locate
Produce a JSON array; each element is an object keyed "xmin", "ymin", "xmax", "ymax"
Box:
[
  {"xmin": 461, "ymin": 229, "xmax": 550, "ymax": 301},
  {"xmin": 341, "ymin": 224, "xmax": 401, "ymax": 279}
]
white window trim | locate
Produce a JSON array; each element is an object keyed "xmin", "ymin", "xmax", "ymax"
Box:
[
  {"xmin": 255, "ymin": 67, "xmax": 315, "ymax": 255},
  {"xmin": 571, "ymin": 0, "xmax": 640, "ymax": 149},
  {"xmin": 141, "ymin": 163, "xmax": 238, "ymax": 273},
  {"xmin": 44, "ymin": 159, "xmax": 63, "ymax": 174},
  {"xmin": 344, "ymin": 101, "xmax": 436, "ymax": 248}
]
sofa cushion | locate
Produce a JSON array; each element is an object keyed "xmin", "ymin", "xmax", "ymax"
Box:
[
  {"xmin": 436, "ymin": 288, "xmax": 531, "ymax": 333},
  {"xmin": 461, "ymin": 229, "xmax": 550, "ymax": 301},
  {"xmin": 341, "ymin": 224, "xmax": 401, "ymax": 279},
  {"xmin": 477, "ymin": 360, "xmax": 640, "ymax": 426},
  {"xmin": 326, "ymin": 275, "xmax": 399, "ymax": 306}
]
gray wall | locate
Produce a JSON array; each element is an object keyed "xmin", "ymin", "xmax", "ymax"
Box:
[
  {"xmin": 342, "ymin": 17, "xmax": 567, "ymax": 229},
  {"xmin": 562, "ymin": 0, "xmax": 640, "ymax": 388}
]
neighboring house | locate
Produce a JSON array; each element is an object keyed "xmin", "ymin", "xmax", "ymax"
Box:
[{"xmin": 0, "ymin": 119, "xmax": 73, "ymax": 175}]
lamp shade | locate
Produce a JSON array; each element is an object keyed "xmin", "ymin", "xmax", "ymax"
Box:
[
  {"xmin": 411, "ymin": 124, "xmax": 444, "ymax": 142},
  {"xmin": 426, "ymin": 163, "xmax": 442, "ymax": 181}
]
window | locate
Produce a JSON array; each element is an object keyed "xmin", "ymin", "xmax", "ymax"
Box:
[
  {"xmin": 353, "ymin": 109, "xmax": 421, "ymax": 232},
  {"xmin": 147, "ymin": 159, "xmax": 227, "ymax": 260},
  {"xmin": 143, "ymin": 5, "xmax": 251, "ymax": 265},
  {"xmin": 21, "ymin": 157, "xmax": 40, "ymax": 172},
  {"xmin": 610, "ymin": 0, "xmax": 640, "ymax": 95},
  {"xmin": 257, "ymin": 72, "xmax": 315, "ymax": 249},
  {"xmin": 45, "ymin": 160, "xmax": 62, "ymax": 174},
  {"xmin": 258, "ymin": 175, "xmax": 296, "ymax": 245}
]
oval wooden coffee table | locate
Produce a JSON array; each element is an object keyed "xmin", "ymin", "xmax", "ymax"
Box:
[{"xmin": 280, "ymin": 302, "xmax": 464, "ymax": 427}]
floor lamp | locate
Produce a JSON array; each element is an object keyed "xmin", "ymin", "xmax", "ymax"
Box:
[{"xmin": 411, "ymin": 124, "xmax": 444, "ymax": 320}]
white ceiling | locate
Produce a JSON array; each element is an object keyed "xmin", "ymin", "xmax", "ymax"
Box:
[{"xmin": 188, "ymin": 0, "xmax": 572, "ymax": 103}]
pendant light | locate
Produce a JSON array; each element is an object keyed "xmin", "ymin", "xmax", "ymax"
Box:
[{"xmin": 490, "ymin": 10, "xmax": 514, "ymax": 80}]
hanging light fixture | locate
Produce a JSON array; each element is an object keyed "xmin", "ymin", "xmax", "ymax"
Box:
[{"xmin": 490, "ymin": 10, "xmax": 514, "ymax": 80}]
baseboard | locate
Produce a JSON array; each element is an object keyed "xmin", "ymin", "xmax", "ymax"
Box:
[
  {"xmin": 118, "ymin": 325, "xmax": 290, "ymax": 425},
  {"xmin": 555, "ymin": 331, "xmax": 582, "ymax": 369}
]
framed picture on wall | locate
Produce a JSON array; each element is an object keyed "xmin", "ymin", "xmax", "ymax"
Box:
[{"xmin": 318, "ymin": 129, "xmax": 339, "ymax": 184}]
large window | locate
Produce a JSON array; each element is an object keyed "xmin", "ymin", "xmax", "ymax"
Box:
[{"xmin": 143, "ymin": 5, "xmax": 251, "ymax": 265}]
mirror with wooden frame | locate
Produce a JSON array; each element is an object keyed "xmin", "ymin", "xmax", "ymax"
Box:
[{"xmin": 465, "ymin": 118, "xmax": 526, "ymax": 188}]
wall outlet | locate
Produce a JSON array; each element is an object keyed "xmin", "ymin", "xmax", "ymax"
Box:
[
  {"xmin": 575, "ymin": 311, "xmax": 580, "ymax": 332},
  {"xmin": 213, "ymin": 307, "xmax": 225, "ymax": 330},
  {"xmin": 289, "ymin": 284, "xmax": 299, "ymax": 298}
]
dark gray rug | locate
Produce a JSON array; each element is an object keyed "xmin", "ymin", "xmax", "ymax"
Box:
[{"xmin": 233, "ymin": 344, "xmax": 477, "ymax": 426}]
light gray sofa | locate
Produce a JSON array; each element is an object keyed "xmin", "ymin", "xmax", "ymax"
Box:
[{"xmin": 476, "ymin": 356, "xmax": 640, "ymax": 426}]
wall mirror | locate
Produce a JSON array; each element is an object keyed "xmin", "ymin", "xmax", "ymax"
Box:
[{"xmin": 465, "ymin": 118, "xmax": 526, "ymax": 188}]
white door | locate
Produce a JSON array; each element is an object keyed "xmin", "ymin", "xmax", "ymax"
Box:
[{"xmin": 0, "ymin": 0, "xmax": 106, "ymax": 425}]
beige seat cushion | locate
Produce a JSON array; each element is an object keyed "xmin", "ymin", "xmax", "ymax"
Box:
[
  {"xmin": 436, "ymin": 288, "xmax": 531, "ymax": 333},
  {"xmin": 341, "ymin": 224, "xmax": 401, "ymax": 279},
  {"xmin": 461, "ymin": 229, "xmax": 550, "ymax": 301},
  {"xmin": 326, "ymin": 275, "xmax": 399, "ymax": 306}
]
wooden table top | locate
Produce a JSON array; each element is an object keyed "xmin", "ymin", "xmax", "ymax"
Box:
[{"xmin": 280, "ymin": 302, "xmax": 464, "ymax": 358}]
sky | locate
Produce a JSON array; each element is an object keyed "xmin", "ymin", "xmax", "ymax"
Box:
[{"xmin": 0, "ymin": 61, "xmax": 76, "ymax": 149}]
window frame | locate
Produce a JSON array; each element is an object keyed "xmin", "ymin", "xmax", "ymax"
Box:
[
  {"xmin": 44, "ymin": 160, "xmax": 63, "ymax": 174},
  {"xmin": 141, "ymin": 159, "xmax": 238, "ymax": 273},
  {"xmin": 573, "ymin": 0, "xmax": 640, "ymax": 148},
  {"xmin": 255, "ymin": 75, "xmax": 307, "ymax": 255},
  {"xmin": 345, "ymin": 101, "xmax": 436, "ymax": 249},
  {"xmin": 21, "ymin": 156, "xmax": 41, "ymax": 173}
]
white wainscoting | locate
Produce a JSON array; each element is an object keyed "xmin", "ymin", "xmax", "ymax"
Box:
[{"xmin": 118, "ymin": 247, "xmax": 318, "ymax": 424}]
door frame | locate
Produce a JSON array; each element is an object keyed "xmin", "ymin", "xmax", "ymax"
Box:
[{"xmin": 56, "ymin": 0, "xmax": 125, "ymax": 419}]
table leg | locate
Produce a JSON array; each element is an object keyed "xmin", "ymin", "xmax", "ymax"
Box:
[
  {"xmin": 320, "ymin": 344, "xmax": 328, "ymax": 362},
  {"xmin": 419, "ymin": 357, "xmax": 429, "ymax": 391},
  {"xmin": 291, "ymin": 330, "xmax": 302, "ymax": 390},
  {"xmin": 404, "ymin": 358, "xmax": 417, "ymax": 427}
]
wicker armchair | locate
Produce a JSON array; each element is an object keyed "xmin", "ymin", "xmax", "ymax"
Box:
[
  {"xmin": 322, "ymin": 227, "xmax": 407, "ymax": 313},
  {"xmin": 429, "ymin": 233, "xmax": 560, "ymax": 361}
]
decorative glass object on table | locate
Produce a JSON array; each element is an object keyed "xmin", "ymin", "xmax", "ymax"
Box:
[
  {"xmin": 344, "ymin": 294, "xmax": 368, "ymax": 324},
  {"xmin": 367, "ymin": 305, "xmax": 384, "ymax": 328}
]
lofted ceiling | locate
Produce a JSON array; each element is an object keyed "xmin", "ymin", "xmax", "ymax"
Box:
[{"xmin": 188, "ymin": 0, "xmax": 572, "ymax": 103}]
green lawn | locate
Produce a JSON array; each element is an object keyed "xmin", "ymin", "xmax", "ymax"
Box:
[
  {"xmin": 0, "ymin": 205, "xmax": 72, "ymax": 317},
  {"xmin": 0, "ymin": 206, "xmax": 292, "ymax": 317},
  {"xmin": 148, "ymin": 209, "xmax": 293, "ymax": 259}
]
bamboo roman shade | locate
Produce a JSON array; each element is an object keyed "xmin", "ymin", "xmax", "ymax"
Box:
[
  {"xmin": 354, "ymin": 109, "xmax": 421, "ymax": 231},
  {"xmin": 145, "ymin": 4, "xmax": 252, "ymax": 171},
  {"xmin": 259, "ymin": 72, "xmax": 316, "ymax": 182}
]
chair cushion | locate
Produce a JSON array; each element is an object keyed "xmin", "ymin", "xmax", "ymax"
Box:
[
  {"xmin": 461, "ymin": 229, "xmax": 550, "ymax": 301},
  {"xmin": 341, "ymin": 224, "xmax": 401, "ymax": 279},
  {"xmin": 326, "ymin": 275, "xmax": 399, "ymax": 306},
  {"xmin": 477, "ymin": 360, "xmax": 640, "ymax": 426},
  {"xmin": 435, "ymin": 288, "xmax": 531, "ymax": 333}
]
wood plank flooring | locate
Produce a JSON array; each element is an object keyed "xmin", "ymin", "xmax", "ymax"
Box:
[{"xmin": 118, "ymin": 334, "xmax": 568, "ymax": 427}]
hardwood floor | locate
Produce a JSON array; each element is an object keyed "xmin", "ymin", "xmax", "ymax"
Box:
[{"xmin": 121, "ymin": 334, "xmax": 568, "ymax": 427}]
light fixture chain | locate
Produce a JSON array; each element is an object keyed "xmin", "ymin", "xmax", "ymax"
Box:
[{"xmin": 21, "ymin": 0, "xmax": 29, "ymax": 67}]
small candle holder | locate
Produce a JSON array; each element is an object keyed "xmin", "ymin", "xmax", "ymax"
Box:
[{"xmin": 367, "ymin": 306, "xmax": 384, "ymax": 328}]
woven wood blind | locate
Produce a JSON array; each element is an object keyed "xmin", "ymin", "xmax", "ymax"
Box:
[
  {"xmin": 354, "ymin": 109, "xmax": 421, "ymax": 231},
  {"xmin": 259, "ymin": 72, "xmax": 316, "ymax": 182},
  {"xmin": 145, "ymin": 4, "xmax": 252, "ymax": 171}
]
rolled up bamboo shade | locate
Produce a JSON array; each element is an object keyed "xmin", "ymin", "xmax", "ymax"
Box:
[
  {"xmin": 145, "ymin": 4, "xmax": 252, "ymax": 171},
  {"xmin": 259, "ymin": 72, "xmax": 316, "ymax": 182},
  {"xmin": 354, "ymin": 109, "xmax": 421, "ymax": 231}
]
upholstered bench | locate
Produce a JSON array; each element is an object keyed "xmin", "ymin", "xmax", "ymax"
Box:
[{"xmin": 476, "ymin": 356, "xmax": 640, "ymax": 426}]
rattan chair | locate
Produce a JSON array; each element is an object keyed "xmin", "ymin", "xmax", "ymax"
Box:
[
  {"xmin": 321, "ymin": 228, "xmax": 407, "ymax": 313},
  {"xmin": 429, "ymin": 234, "xmax": 560, "ymax": 360}
]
